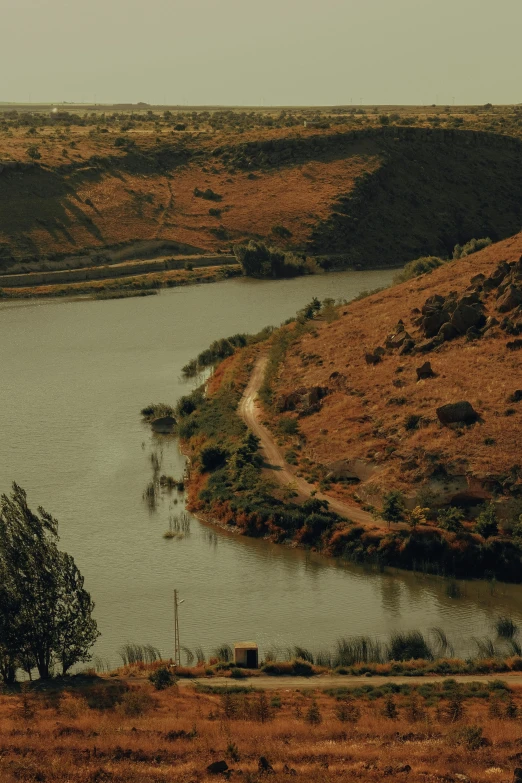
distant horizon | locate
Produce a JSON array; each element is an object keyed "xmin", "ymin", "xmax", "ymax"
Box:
[{"xmin": 0, "ymin": 101, "xmax": 519, "ymax": 110}]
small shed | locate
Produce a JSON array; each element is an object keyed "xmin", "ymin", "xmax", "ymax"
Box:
[{"xmin": 234, "ymin": 642, "xmax": 258, "ymax": 669}]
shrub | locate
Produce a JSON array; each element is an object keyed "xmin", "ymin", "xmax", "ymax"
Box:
[
  {"xmin": 200, "ymin": 445, "xmax": 229, "ymax": 472},
  {"xmin": 119, "ymin": 688, "xmax": 156, "ymax": 716},
  {"xmin": 394, "ymin": 256, "xmax": 444, "ymax": 284},
  {"xmin": 388, "ymin": 631, "xmax": 433, "ymax": 661},
  {"xmin": 438, "ymin": 507, "xmax": 464, "ymax": 532},
  {"xmin": 381, "ymin": 491, "xmax": 406, "ymax": 526},
  {"xmin": 475, "ymin": 503, "xmax": 498, "ymax": 538},
  {"xmin": 278, "ymin": 416, "xmax": 299, "ymax": 436},
  {"xmin": 453, "ymin": 725, "xmax": 484, "ymax": 750},
  {"xmin": 305, "ymin": 700, "xmax": 322, "ymax": 725},
  {"xmin": 149, "ymin": 666, "xmax": 176, "ymax": 690},
  {"xmin": 271, "ymin": 225, "xmax": 292, "ymax": 239},
  {"xmin": 26, "ymin": 145, "xmax": 41, "ymax": 160},
  {"xmin": 453, "ymin": 237, "xmax": 492, "ymax": 259},
  {"xmin": 233, "ymin": 241, "xmax": 306, "ymax": 279}
]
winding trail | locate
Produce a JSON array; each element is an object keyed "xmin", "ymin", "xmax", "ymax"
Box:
[{"xmin": 238, "ymin": 355, "xmax": 381, "ymax": 527}]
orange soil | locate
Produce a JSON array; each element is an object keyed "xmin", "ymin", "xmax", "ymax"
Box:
[
  {"xmin": 0, "ymin": 127, "xmax": 380, "ymax": 262},
  {"xmin": 269, "ymin": 233, "xmax": 522, "ymax": 502}
]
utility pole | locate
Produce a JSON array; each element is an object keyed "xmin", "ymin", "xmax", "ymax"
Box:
[{"xmin": 173, "ymin": 590, "xmax": 184, "ymax": 666}]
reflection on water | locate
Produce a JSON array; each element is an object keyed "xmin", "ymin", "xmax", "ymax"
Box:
[{"xmin": 1, "ymin": 270, "xmax": 522, "ymax": 668}]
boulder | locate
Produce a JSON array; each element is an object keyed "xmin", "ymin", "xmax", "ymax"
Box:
[
  {"xmin": 507, "ymin": 339, "xmax": 522, "ymax": 351},
  {"xmin": 438, "ymin": 322, "xmax": 459, "ymax": 342},
  {"xmin": 483, "ymin": 262, "xmax": 510, "ymax": 291},
  {"xmin": 151, "ymin": 416, "xmax": 176, "ymax": 433},
  {"xmin": 450, "ymin": 303, "xmax": 485, "ymax": 334},
  {"xmin": 497, "ymin": 285, "xmax": 522, "ymax": 313},
  {"xmin": 365, "ymin": 351, "xmax": 382, "ymax": 365},
  {"xmin": 436, "ymin": 401, "xmax": 478, "ymax": 425},
  {"xmin": 398, "ymin": 339, "xmax": 415, "ymax": 355},
  {"xmin": 386, "ymin": 330, "xmax": 413, "ymax": 349},
  {"xmin": 416, "ymin": 361, "xmax": 435, "ymax": 380},
  {"xmin": 422, "ymin": 310, "xmax": 449, "ymax": 338},
  {"xmin": 416, "ymin": 337, "xmax": 439, "ymax": 353},
  {"xmin": 508, "ymin": 390, "xmax": 522, "ymax": 403},
  {"xmin": 470, "ymin": 272, "xmax": 486, "ymax": 286},
  {"xmin": 207, "ymin": 761, "xmax": 229, "ymax": 775}
]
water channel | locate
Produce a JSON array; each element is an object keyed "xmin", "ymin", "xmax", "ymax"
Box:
[{"xmin": 1, "ymin": 270, "xmax": 521, "ymax": 668}]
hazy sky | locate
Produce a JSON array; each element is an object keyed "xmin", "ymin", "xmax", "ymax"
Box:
[{"xmin": 2, "ymin": 0, "xmax": 520, "ymax": 106}]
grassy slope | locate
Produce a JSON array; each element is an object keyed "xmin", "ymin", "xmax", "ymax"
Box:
[
  {"xmin": 1, "ymin": 677, "xmax": 522, "ymax": 783},
  {"xmin": 1, "ymin": 124, "xmax": 522, "ymax": 272}
]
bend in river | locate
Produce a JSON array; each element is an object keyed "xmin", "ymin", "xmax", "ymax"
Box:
[{"xmin": 1, "ymin": 270, "xmax": 521, "ymax": 667}]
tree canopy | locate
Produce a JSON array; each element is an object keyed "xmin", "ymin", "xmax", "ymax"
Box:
[{"xmin": 0, "ymin": 483, "xmax": 99, "ymax": 682}]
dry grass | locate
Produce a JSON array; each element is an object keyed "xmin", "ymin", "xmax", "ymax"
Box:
[
  {"xmin": 268, "ymin": 233, "xmax": 522, "ymax": 501},
  {"xmin": 0, "ymin": 125, "xmax": 380, "ymax": 264},
  {"xmin": 1, "ymin": 678, "xmax": 521, "ymax": 782}
]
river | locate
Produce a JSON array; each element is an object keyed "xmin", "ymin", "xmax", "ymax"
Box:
[{"xmin": 1, "ymin": 270, "xmax": 521, "ymax": 669}]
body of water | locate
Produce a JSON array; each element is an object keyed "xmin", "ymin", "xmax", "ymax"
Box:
[{"xmin": 1, "ymin": 270, "xmax": 521, "ymax": 668}]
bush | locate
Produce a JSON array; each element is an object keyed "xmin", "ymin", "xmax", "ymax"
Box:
[
  {"xmin": 149, "ymin": 666, "xmax": 176, "ymax": 690},
  {"xmin": 271, "ymin": 225, "xmax": 292, "ymax": 239},
  {"xmin": 233, "ymin": 241, "xmax": 306, "ymax": 279},
  {"xmin": 394, "ymin": 256, "xmax": 444, "ymax": 283},
  {"xmin": 119, "ymin": 688, "xmax": 156, "ymax": 716},
  {"xmin": 453, "ymin": 237, "xmax": 492, "ymax": 259},
  {"xmin": 438, "ymin": 507, "xmax": 464, "ymax": 532},
  {"xmin": 200, "ymin": 444, "xmax": 229, "ymax": 472},
  {"xmin": 475, "ymin": 503, "xmax": 498, "ymax": 538},
  {"xmin": 388, "ymin": 631, "xmax": 433, "ymax": 661}
]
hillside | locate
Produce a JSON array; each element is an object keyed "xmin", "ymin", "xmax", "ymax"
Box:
[
  {"xmin": 179, "ymin": 233, "xmax": 522, "ymax": 580},
  {"xmin": 1, "ymin": 113, "xmax": 522, "ymax": 278},
  {"xmin": 267, "ymin": 234, "xmax": 522, "ymax": 513}
]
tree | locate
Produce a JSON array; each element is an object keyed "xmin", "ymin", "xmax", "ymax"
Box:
[
  {"xmin": 0, "ymin": 484, "xmax": 99, "ymax": 681},
  {"xmin": 408, "ymin": 506, "xmax": 428, "ymax": 528},
  {"xmin": 381, "ymin": 491, "xmax": 406, "ymax": 527},
  {"xmin": 475, "ymin": 503, "xmax": 498, "ymax": 538},
  {"xmin": 437, "ymin": 507, "xmax": 464, "ymax": 533},
  {"xmin": 55, "ymin": 553, "xmax": 99, "ymax": 675}
]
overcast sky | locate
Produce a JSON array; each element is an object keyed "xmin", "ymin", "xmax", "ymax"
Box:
[{"xmin": 2, "ymin": 0, "xmax": 520, "ymax": 106}]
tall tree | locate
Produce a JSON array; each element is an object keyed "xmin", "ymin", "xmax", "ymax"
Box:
[{"xmin": 0, "ymin": 483, "xmax": 99, "ymax": 681}]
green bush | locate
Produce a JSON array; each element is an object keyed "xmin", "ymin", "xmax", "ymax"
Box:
[
  {"xmin": 200, "ymin": 445, "xmax": 229, "ymax": 472},
  {"xmin": 475, "ymin": 503, "xmax": 498, "ymax": 538},
  {"xmin": 233, "ymin": 241, "xmax": 306, "ymax": 279},
  {"xmin": 394, "ymin": 256, "xmax": 445, "ymax": 284},
  {"xmin": 149, "ymin": 667, "xmax": 176, "ymax": 690},
  {"xmin": 453, "ymin": 237, "xmax": 492, "ymax": 259}
]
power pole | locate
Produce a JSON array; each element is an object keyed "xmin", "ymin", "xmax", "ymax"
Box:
[{"xmin": 174, "ymin": 590, "xmax": 184, "ymax": 666}]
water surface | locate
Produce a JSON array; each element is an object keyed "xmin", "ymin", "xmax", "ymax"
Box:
[{"xmin": 1, "ymin": 271, "xmax": 521, "ymax": 667}]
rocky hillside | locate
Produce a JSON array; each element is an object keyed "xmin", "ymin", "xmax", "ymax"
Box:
[
  {"xmin": 1, "ymin": 125, "xmax": 522, "ymax": 273},
  {"xmin": 268, "ymin": 233, "xmax": 522, "ymax": 517}
]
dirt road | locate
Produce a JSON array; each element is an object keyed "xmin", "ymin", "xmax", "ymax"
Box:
[
  {"xmin": 176, "ymin": 673, "xmax": 522, "ymax": 691},
  {"xmin": 238, "ymin": 355, "xmax": 379, "ymax": 527}
]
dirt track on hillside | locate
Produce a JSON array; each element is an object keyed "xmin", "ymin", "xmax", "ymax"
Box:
[{"xmin": 238, "ymin": 355, "xmax": 381, "ymax": 527}]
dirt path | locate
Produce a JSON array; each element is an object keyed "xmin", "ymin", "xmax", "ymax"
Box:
[
  {"xmin": 141, "ymin": 673, "xmax": 522, "ymax": 691},
  {"xmin": 238, "ymin": 355, "xmax": 381, "ymax": 527}
]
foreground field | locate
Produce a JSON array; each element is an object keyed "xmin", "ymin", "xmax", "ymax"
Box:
[{"xmin": 1, "ymin": 676, "xmax": 521, "ymax": 782}]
